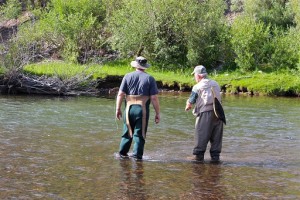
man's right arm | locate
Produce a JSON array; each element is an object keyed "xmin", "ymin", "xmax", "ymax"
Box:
[
  {"xmin": 185, "ymin": 91, "xmax": 198, "ymax": 111},
  {"xmin": 116, "ymin": 90, "xmax": 126, "ymax": 120}
]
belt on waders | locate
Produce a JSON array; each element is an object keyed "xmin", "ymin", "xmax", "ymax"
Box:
[{"xmin": 125, "ymin": 95, "xmax": 149, "ymax": 139}]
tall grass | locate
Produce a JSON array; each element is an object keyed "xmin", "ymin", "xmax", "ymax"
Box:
[
  {"xmin": 24, "ymin": 60, "xmax": 194, "ymax": 86},
  {"xmin": 214, "ymin": 70, "xmax": 300, "ymax": 95}
]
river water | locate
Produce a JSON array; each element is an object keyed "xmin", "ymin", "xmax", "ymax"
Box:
[{"xmin": 0, "ymin": 94, "xmax": 299, "ymax": 199}]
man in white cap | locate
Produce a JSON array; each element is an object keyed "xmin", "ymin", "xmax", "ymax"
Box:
[
  {"xmin": 116, "ymin": 56, "xmax": 160, "ymax": 160},
  {"xmin": 185, "ymin": 65, "xmax": 224, "ymax": 162}
]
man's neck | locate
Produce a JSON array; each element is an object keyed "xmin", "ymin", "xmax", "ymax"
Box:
[{"xmin": 136, "ymin": 68, "xmax": 145, "ymax": 72}]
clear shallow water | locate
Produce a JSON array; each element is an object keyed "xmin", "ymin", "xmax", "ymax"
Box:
[{"xmin": 0, "ymin": 94, "xmax": 299, "ymax": 199}]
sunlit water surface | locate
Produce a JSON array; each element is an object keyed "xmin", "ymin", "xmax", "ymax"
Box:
[{"xmin": 0, "ymin": 94, "xmax": 299, "ymax": 199}]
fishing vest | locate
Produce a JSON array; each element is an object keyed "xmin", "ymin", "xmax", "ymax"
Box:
[{"xmin": 193, "ymin": 79, "xmax": 220, "ymax": 116}]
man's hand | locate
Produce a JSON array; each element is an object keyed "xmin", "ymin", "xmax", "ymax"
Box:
[
  {"xmin": 116, "ymin": 109, "xmax": 122, "ymax": 120},
  {"xmin": 116, "ymin": 90, "xmax": 125, "ymax": 120},
  {"xmin": 155, "ymin": 113, "xmax": 160, "ymax": 124},
  {"xmin": 185, "ymin": 100, "xmax": 192, "ymax": 111},
  {"xmin": 151, "ymin": 95, "xmax": 160, "ymax": 124}
]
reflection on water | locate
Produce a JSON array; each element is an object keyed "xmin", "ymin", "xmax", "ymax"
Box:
[
  {"xmin": 0, "ymin": 94, "xmax": 299, "ymax": 199},
  {"xmin": 117, "ymin": 160, "xmax": 147, "ymax": 199},
  {"xmin": 181, "ymin": 164, "xmax": 227, "ymax": 199}
]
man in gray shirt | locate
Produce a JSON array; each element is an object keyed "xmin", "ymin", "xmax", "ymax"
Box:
[{"xmin": 116, "ymin": 56, "xmax": 160, "ymax": 160}]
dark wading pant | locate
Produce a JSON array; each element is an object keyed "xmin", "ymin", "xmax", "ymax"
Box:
[
  {"xmin": 193, "ymin": 110, "xmax": 223, "ymax": 158},
  {"xmin": 119, "ymin": 105, "xmax": 148, "ymax": 159}
]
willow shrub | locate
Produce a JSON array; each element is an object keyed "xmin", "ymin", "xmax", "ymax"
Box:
[
  {"xmin": 38, "ymin": 0, "xmax": 106, "ymax": 63},
  {"xmin": 230, "ymin": 0, "xmax": 300, "ymax": 72},
  {"xmin": 108, "ymin": 0, "xmax": 189, "ymax": 66},
  {"xmin": 108, "ymin": 0, "xmax": 232, "ymax": 70},
  {"xmin": 269, "ymin": 28, "xmax": 300, "ymax": 71},
  {"xmin": 184, "ymin": 0, "xmax": 232, "ymax": 68},
  {"xmin": 230, "ymin": 16, "xmax": 271, "ymax": 72},
  {"xmin": 244, "ymin": 0, "xmax": 296, "ymax": 30}
]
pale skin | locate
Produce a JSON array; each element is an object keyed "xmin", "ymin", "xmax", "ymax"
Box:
[
  {"xmin": 115, "ymin": 68, "xmax": 160, "ymax": 124},
  {"xmin": 185, "ymin": 73, "xmax": 205, "ymax": 111}
]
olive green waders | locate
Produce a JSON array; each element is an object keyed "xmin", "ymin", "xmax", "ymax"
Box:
[
  {"xmin": 193, "ymin": 110, "xmax": 223, "ymax": 158},
  {"xmin": 119, "ymin": 95, "xmax": 150, "ymax": 159}
]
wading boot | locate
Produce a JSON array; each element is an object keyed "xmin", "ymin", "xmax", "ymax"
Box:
[
  {"xmin": 128, "ymin": 153, "xmax": 143, "ymax": 161},
  {"xmin": 187, "ymin": 154, "xmax": 204, "ymax": 162},
  {"xmin": 119, "ymin": 153, "xmax": 129, "ymax": 159},
  {"xmin": 211, "ymin": 155, "xmax": 220, "ymax": 163}
]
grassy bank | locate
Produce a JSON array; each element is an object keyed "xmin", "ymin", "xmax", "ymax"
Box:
[{"xmin": 23, "ymin": 60, "xmax": 300, "ymax": 97}]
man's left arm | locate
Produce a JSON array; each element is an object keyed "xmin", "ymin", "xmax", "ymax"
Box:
[{"xmin": 150, "ymin": 95, "xmax": 160, "ymax": 124}]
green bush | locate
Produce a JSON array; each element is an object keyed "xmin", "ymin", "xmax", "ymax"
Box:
[
  {"xmin": 244, "ymin": 0, "xmax": 296, "ymax": 31},
  {"xmin": 2, "ymin": 0, "xmax": 300, "ymax": 75},
  {"xmin": 230, "ymin": 0, "xmax": 244, "ymax": 12},
  {"xmin": 231, "ymin": 16, "xmax": 271, "ymax": 72},
  {"xmin": 0, "ymin": 0, "xmax": 22, "ymax": 20},
  {"xmin": 38, "ymin": 0, "xmax": 106, "ymax": 63},
  {"xmin": 0, "ymin": 39, "xmax": 35, "ymax": 77},
  {"xmin": 184, "ymin": 0, "xmax": 232, "ymax": 68},
  {"xmin": 291, "ymin": 0, "xmax": 300, "ymax": 26},
  {"xmin": 230, "ymin": 0, "xmax": 300, "ymax": 72},
  {"xmin": 108, "ymin": 0, "xmax": 231, "ymax": 70},
  {"xmin": 269, "ymin": 28, "xmax": 300, "ymax": 71}
]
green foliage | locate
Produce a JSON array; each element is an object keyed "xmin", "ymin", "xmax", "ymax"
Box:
[
  {"xmin": 231, "ymin": 0, "xmax": 300, "ymax": 72},
  {"xmin": 108, "ymin": 0, "xmax": 153, "ymax": 57},
  {"xmin": 39, "ymin": 0, "xmax": 106, "ymax": 63},
  {"xmin": 25, "ymin": 0, "xmax": 50, "ymax": 10},
  {"xmin": 184, "ymin": 0, "xmax": 232, "ymax": 68},
  {"xmin": 2, "ymin": 0, "xmax": 300, "ymax": 76},
  {"xmin": 108, "ymin": 0, "xmax": 232, "ymax": 69},
  {"xmin": 150, "ymin": 0, "xmax": 188, "ymax": 66},
  {"xmin": 290, "ymin": 0, "xmax": 300, "ymax": 26},
  {"xmin": 0, "ymin": 0, "xmax": 22, "ymax": 20},
  {"xmin": 231, "ymin": 0, "xmax": 244, "ymax": 12},
  {"xmin": 269, "ymin": 28, "xmax": 300, "ymax": 70},
  {"xmin": 231, "ymin": 16, "xmax": 271, "ymax": 72},
  {"xmin": 0, "ymin": 38, "xmax": 37, "ymax": 77},
  {"xmin": 244, "ymin": 0, "xmax": 296, "ymax": 30}
]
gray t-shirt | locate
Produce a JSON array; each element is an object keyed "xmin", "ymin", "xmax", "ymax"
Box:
[{"xmin": 120, "ymin": 71, "xmax": 158, "ymax": 96}]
